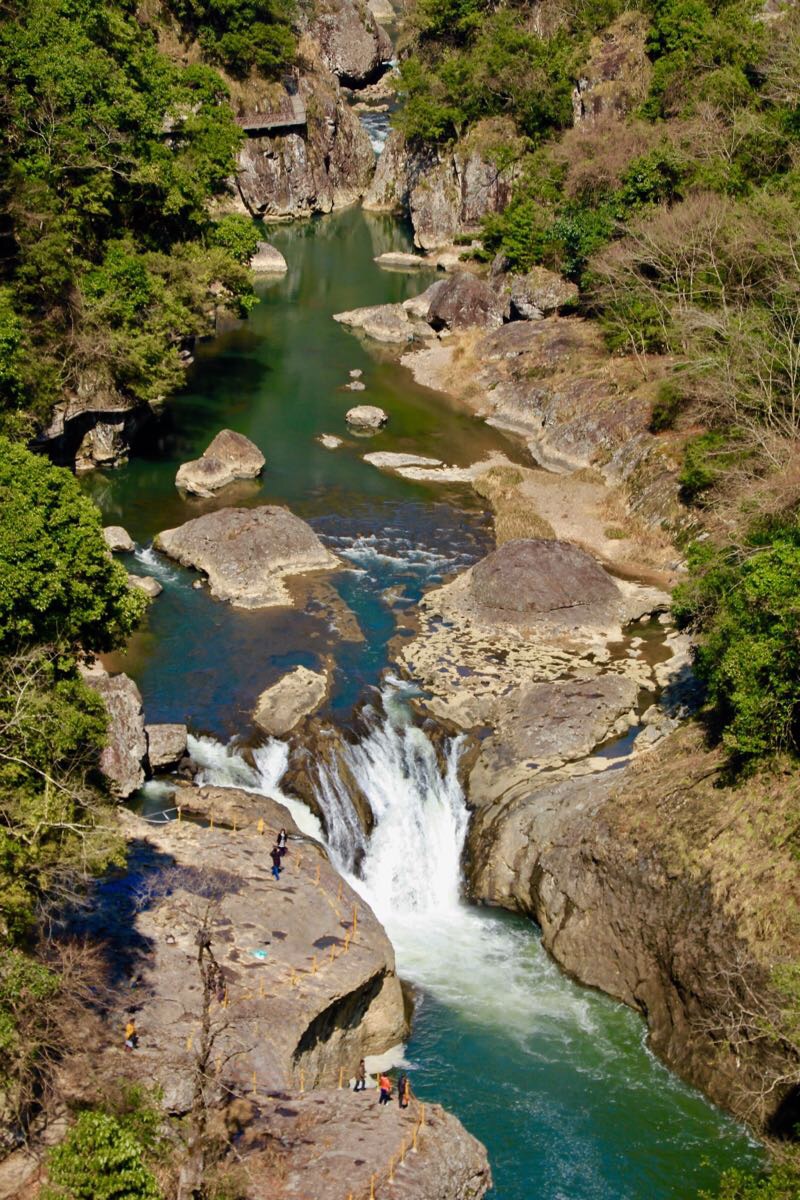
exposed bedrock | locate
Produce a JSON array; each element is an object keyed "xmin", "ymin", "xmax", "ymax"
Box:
[
  {"xmin": 465, "ymin": 727, "xmax": 800, "ymax": 1133},
  {"xmin": 81, "ymin": 664, "xmax": 147, "ymax": 799},
  {"xmin": 364, "ymin": 118, "xmax": 525, "ymax": 249},
  {"xmin": 154, "ymin": 505, "xmax": 339, "ymax": 608},
  {"xmin": 236, "ymin": 38, "xmax": 376, "ymax": 221},
  {"xmin": 310, "ymin": 0, "xmax": 392, "ymax": 87}
]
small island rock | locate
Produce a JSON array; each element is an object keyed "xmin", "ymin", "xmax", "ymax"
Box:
[
  {"xmin": 175, "ymin": 429, "xmax": 265, "ymax": 498},
  {"xmin": 154, "ymin": 505, "xmax": 339, "ymax": 608},
  {"xmin": 346, "ymin": 405, "xmax": 388, "ymax": 430},
  {"xmin": 253, "ymin": 666, "xmax": 329, "ymax": 736},
  {"xmin": 374, "ymin": 251, "xmax": 426, "ymax": 270},
  {"xmin": 126, "ymin": 574, "xmax": 163, "ymax": 598},
  {"xmin": 103, "ymin": 525, "xmax": 134, "ymax": 553},
  {"xmin": 250, "ymin": 242, "xmax": 288, "ymax": 273},
  {"xmin": 334, "ymin": 303, "xmax": 415, "ymax": 344}
]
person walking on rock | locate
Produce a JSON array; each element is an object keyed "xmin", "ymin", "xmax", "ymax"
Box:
[
  {"xmin": 398, "ymin": 1072, "xmax": 410, "ymax": 1109},
  {"xmin": 277, "ymin": 828, "xmax": 288, "ymax": 854},
  {"xmin": 378, "ymin": 1073, "xmax": 391, "ymax": 1106},
  {"xmin": 354, "ymin": 1059, "xmax": 367, "ymax": 1092},
  {"xmin": 270, "ymin": 845, "xmax": 282, "ymax": 881},
  {"xmin": 124, "ymin": 1018, "xmax": 138, "ymax": 1051}
]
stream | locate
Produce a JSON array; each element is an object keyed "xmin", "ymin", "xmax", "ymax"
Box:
[{"xmin": 87, "ymin": 205, "xmax": 761, "ymax": 1198}]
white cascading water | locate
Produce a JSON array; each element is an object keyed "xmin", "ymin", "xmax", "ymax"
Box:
[{"xmin": 186, "ymin": 682, "xmax": 597, "ymax": 1038}]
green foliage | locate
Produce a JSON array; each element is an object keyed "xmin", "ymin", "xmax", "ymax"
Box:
[
  {"xmin": 649, "ymin": 379, "xmax": 685, "ymax": 432},
  {"xmin": 168, "ymin": 0, "xmax": 295, "ymax": 76},
  {"xmin": 209, "ymin": 215, "xmax": 263, "ymax": 265},
  {"xmin": 0, "ymin": 438, "xmax": 145, "ymax": 652},
  {"xmin": 45, "ymin": 1111, "xmax": 162, "ymax": 1200},
  {"xmin": 702, "ymin": 1161, "xmax": 800, "ymax": 1199},
  {"xmin": 678, "ymin": 432, "xmax": 739, "ymax": 504},
  {"xmin": 0, "ymin": 0, "xmax": 256, "ymax": 435},
  {"xmin": 673, "ymin": 518, "xmax": 800, "ymax": 761}
]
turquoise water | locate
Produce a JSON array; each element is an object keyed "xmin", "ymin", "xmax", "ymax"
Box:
[{"xmin": 89, "ymin": 207, "xmax": 761, "ymax": 1198}]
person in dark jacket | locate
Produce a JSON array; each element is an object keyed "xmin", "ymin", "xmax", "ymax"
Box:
[
  {"xmin": 354, "ymin": 1059, "xmax": 367, "ymax": 1092},
  {"xmin": 397, "ymin": 1072, "xmax": 411, "ymax": 1108},
  {"xmin": 270, "ymin": 845, "xmax": 282, "ymax": 880}
]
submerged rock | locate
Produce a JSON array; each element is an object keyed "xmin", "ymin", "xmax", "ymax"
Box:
[
  {"xmin": 374, "ymin": 251, "xmax": 426, "ymax": 270},
  {"xmin": 346, "ymin": 405, "xmax": 388, "ymax": 430},
  {"xmin": 175, "ymin": 429, "xmax": 265, "ymax": 498},
  {"xmin": 428, "ymin": 273, "xmax": 509, "ymax": 331},
  {"xmin": 318, "ymin": 433, "xmax": 343, "ymax": 449},
  {"xmin": 146, "ymin": 723, "xmax": 188, "ymax": 771},
  {"xmin": 154, "ymin": 506, "xmax": 339, "ymax": 608},
  {"xmin": 250, "ymin": 242, "xmax": 288, "ymax": 273},
  {"xmin": 253, "ymin": 666, "xmax": 329, "ymax": 736},
  {"xmin": 103, "ymin": 525, "xmax": 134, "ymax": 553}
]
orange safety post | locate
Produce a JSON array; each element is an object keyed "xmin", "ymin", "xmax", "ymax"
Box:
[
  {"xmin": 232, "ymin": 814, "xmax": 238, "ymax": 833},
  {"xmin": 223, "ymin": 987, "xmax": 229, "ymax": 1009},
  {"xmin": 388, "ymin": 1157, "xmax": 395, "ymax": 1184},
  {"xmin": 344, "ymin": 931, "xmax": 351, "ymax": 953},
  {"xmin": 315, "ymin": 862, "xmax": 321, "ymax": 887},
  {"xmin": 186, "ymin": 1033, "xmax": 193, "ymax": 1052},
  {"xmin": 252, "ymin": 1070, "xmax": 257, "ymax": 1095},
  {"xmin": 311, "ymin": 955, "xmax": 318, "ymax": 975},
  {"xmin": 329, "ymin": 945, "xmax": 336, "ymax": 965},
  {"xmin": 412, "ymin": 1123, "xmax": 418, "ymax": 1153},
  {"xmin": 339, "ymin": 1066, "xmax": 344, "ymax": 1089},
  {"xmin": 352, "ymin": 904, "xmax": 358, "ymax": 936},
  {"xmin": 398, "ymin": 1139, "xmax": 406, "ymax": 1166},
  {"xmin": 337, "ymin": 879, "xmax": 343, "ymax": 902},
  {"xmin": 299, "ymin": 1069, "xmax": 305, "ymax": 1094},
  {"xmin": 370, "ymin": 1175, "xmax": 376, "ymax": 1200},
  {"xmin": 420, "ymin": 1102, "xmax": 425, "ymax": 1126}
]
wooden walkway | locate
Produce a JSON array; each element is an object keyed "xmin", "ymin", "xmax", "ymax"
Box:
[{"xmin": 235, "ymin": 93, "xmax": 307, "ymax": 135}]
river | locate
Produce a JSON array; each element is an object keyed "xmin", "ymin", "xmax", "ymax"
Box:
[{"xmin": 86, "ymin": 205, "xmax": 761, "ymax": 1199}]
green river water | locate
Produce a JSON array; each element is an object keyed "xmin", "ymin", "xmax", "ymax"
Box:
[{"xmin": 86, "ymin": 206, "xmax": 761, "ymax": 1199}]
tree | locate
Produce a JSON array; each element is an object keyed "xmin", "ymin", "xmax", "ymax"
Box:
[
  {"xmin": 0, "ymin": 437, "xmax": 145, "ymax": 653},
  {"xmin": 45, "ymin": 1110, "xmax": 162, "ymax": 1200}
]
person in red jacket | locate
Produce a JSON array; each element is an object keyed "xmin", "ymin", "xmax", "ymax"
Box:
[{"xmin": 378, "ymin": 1073, "xmax": 391, "ymax": 1105}]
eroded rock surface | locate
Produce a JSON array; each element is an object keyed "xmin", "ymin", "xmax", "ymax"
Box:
[
  {"xmin": 311, "ymin": 0, "xmax": 392, "ymax": 85},
  {"xmin": 146, "ymin": 723, "xmax": 189, "ymax": 771},
  {"xmin": 254, "ymin": 667, "xmax": 329, "ymax": 735},
  {"xmin": 175, "ymin": 429, "xmax": 265, "ymax": 497},
  {"xmin": 428, "ymin": 273, "xmax": 509, "ymax": 331},
  {"xmin": 82, "ymin": 668, "xmax": 147, "ymax": 798},
  {"xmin": 154, "ymin": 506, "xmax": 339, "ymax": 608}
]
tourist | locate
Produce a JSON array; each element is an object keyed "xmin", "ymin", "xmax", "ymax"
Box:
[
  {"xmin": 378, "ymin": 1073, "xmax": 391, "ymax": 1105},
  {"xmin": 277, "ymin": 828, "xmax": 288, "ymax": 858},
  {"xmin": 124, "ymin": 1017, "xmax": 138, "ymax": 1051},
  {"xmin": 398, "ymin": 1072, "xmax": 410, "ymax": 1109},
  {"xmin": 354, "ymin": 1059, "xmax": 367, "ymax": 1092},
  {"xmin": 270, "ymin": 845, "xmax": 282, "ymax": 880}
]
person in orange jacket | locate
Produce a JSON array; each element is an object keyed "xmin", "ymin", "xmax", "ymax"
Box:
[{"xmin": 378, "ymin": 1073, "xmax": 391, "ymax": 1105}]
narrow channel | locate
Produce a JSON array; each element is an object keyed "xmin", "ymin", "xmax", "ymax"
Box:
[{"xmin": 88, "ymin": 206, "xmax": 760, "ymax": 1199}]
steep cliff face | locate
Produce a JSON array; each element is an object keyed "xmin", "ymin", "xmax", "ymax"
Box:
[
  {"xmin": 364, "ymin": 119, "xmax": 525, "ymax": 249},
  {"xmin": 236, "ymin": 41, "xmax": 376, "ymax": 220},
  {"xmin": 467, "ymin": 727, "xmax": 800, "ymax": 1133}
]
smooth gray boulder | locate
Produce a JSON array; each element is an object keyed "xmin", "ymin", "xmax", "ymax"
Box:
[
  {"xmin": 250, "ymin": 241, "xmax": 288, "ymax": 273},
  {"xmin": 253, "ymin": 666, "xmax": 329, "ymax": 735},
  {"xmin": 469, "ymin": 538, "xmax": 621, "ymax": 628},
  {"xmin": 345, "ymin": 405, "xmax": 388, "ymax": 430},
  {"xmin": 333, "ymin": 303, "xmax": 416, "ymax": 343},
  {"xmin": 428, "ymin": 273, "xmax": 509, "ymax": 331},
  {"xmin": 146, "ymin": 723, "xmax": 188, "ymax": 771},
  {"xmin": 154, "ymin": 506, "xmax": 339, "ymax": 608},
  {"xmin": 507, "ymin": 267, "xmax": 579, "ymax": 320},
  {"xmin": 374, "ymin": 251, "xmax": 426, "ymax": 270},
  {"xmin": 126, "ymin": 574, "xmax": 163, "ymax": 598},
  {"xmin": 402, "ymin": 279, "xmax": 448, "ymax": 320},
  {"xmin": 83, "ymin": 669, "xmax": 147, "ymax": 798},
  {"xmin": 103, "ymin": 525, "xmax": 134, "ymax": 553},
  {"xmin": 175, "ymin": 429, "xmax": 265, "ymax": 498}
]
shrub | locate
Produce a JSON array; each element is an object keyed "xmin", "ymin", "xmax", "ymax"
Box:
[
  {"xmin": 649, "ymin": 380, "xmax": 685, "ymax": 432},
  {"xmin": 45, "ymin": 1111, "xmax": 162, "ymax": 1200}
]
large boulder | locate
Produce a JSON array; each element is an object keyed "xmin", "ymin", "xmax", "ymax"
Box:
[
  {"xmin": 154, "ymin": 506, "xmax": 339, "ymax": 608},
  {"xmin": 469, "ymin": 538, "xmax": 621, "ymax": 627},
  {"xmin": 402, "ymin": 279, "xmax": 448, "ymax": 320},
  {"xmin": 345, "ymin": 405, "xmax": 388, "ymax": 430},
  {"xmin": 506, "ymin": 267, "xmax": 579, "ymax": 320},
  {"xmin": 250, "ymin": 242, "xmax": 288, "ymax": 273},
  {"xmin": 253, "ymin": 667, "xmax": 329, "ymax": 735},
  {"xmin": 428, "ymin": 273, "xmax": 509, "ymax": 331},
  {"xmin": 103, "ymin": 525, "xmax": 134, "ymax": 553},
  {"xmin": 175, "ymin": 429, "xmax": 265, "ymax": 498},
  {"xmin": 82, "ymin": 668, "xmax": 147, "ymax": 798},
  {"xmin": 333, "ymin": 303, "xmax": 417, "ymax": 343},
  {"xmin": 146, "ymin": 723, "xmax": 189, "ymax": 771},
  {"xmin": 311, "ymin": 0, "xmax": 392, "ymax": 86},
  {"xmin": 127, "ymin": 574, "xmax": 162, "ymax": 598}
]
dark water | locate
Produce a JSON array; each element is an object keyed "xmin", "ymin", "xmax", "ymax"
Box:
[{"xmin": 87, "ymin": 206, "xmax": 761, "ymax": 1198}]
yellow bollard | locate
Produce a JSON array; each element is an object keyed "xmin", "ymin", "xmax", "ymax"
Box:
[
  {"xmin": 257, "ymin": 817, "xmax": 265, "ymax": 836},
  {"xmin": 337, "ymin": 879, "xmax": 343, "ymax": 902},
  {"xmin": 315, "ymin": 863, "xmax": 321, "ymax": 886},
  {"xmin": 223, "ymin": 987, "xmax": 229, "ymax": 1009},
  {"xmin": 299, "ymin": 1069, "xmax": 305, "ymax": 1094},
  {"xmin": 329, "ymin": 945, "xmax": 336, "ymax": 964},
  {"xmin": 311, "ymin": 955, "xmax": 317, "ymax": 974},
  {"xmin": 370, "ymin": 1174, "xmax": 376, "ymax": 1200},
  {"xmin": 339, "ymin": 1066, "xmax": 344, "ymax": 1089},
  {"xmin": 233, "ymin": 814, "xmax": 238, "ymax": 832},
  {"xmin": 388, "ymin": 1156, "xmax": 395, "ymax": 1184},
  {"xmin": 399, "ymin": 1139, "xmax": 406, "ymax": 1166},
  {"xmin": 186, "ymin": 1033, "xmax": 193, "ymax": 1052},
  {"xmin": 412, "ymin": 1124, "xmax": 418, "ymax": 1152},
  {"xmin": 344, "ymin": 931, "xmax": 351, "ymax": 953},
  {"xmin": 252, "ymin": 1070, "xmax": 257, "ymax": 1095},
  {"xmin": 177, "ymin": 806, "xmax": 182, "ymax": 823},
  {"xmin": 420, "ymin": 1102, "xmax": 425, "ymax": 1126},
  {"xmin": 209, "ymin": 813, "xmax": 214, "ymax": 830},
  {"xmin": 352, "ymin": 904, "xmax": 358, "ymax": 936}
]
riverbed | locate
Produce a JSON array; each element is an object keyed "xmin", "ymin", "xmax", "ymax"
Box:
[{"xmin": 88, "ymin": 206, "xmax": 761, "ymax": 1199}]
